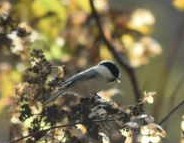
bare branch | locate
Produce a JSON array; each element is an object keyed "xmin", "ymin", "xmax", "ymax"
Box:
[
  {"xmin": 10, "ymin": 118, "xmax": 116, "ymax": 143},
  {"xmin": 10, "ymin": 122, "xmax": 80, "ymax": 143},
  {"xmin": 159, "ymin": 99, "xmax": 184, "ymax": 125},
  {"xmin": 89, "ymin": 0, "xmax": 142, "ymax": 103},
  {"xmin": 168, "ymin": 74, "xmax": 184, "ymax": 111}
]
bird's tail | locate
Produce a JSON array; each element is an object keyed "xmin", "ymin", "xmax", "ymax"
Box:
[
  {"xmin": 43, "ymin": 81, "xmax": 71, "ymax": 105},
  {"xmin": 43, "ymin": 89, "xmax": 65, "ymax": 105}
]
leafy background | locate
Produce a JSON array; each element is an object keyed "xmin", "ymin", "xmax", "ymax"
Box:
[{"xmin": 0, "ymin": 0, "xmax": 184, "ymax": 142}]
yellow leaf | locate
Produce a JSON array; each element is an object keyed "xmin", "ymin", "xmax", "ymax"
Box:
[
  {"xmin": 37, "ymin": 17, "xmax": 61, "ymax": 38},
  {"xmin": 121, "ymin": 34, "xmax": 135, "ymax": 49},
  {"xmin": 76, "ymin": 0, "xmax": 91, "ymax": 13},
  {"xmin": 0, "ymin": 69, "xmax": 21, "ymax": 112},
  {"xmin": 32, "ymin": 0, "xmax": 67, "ymax": 18},
  {"xmin": 100, "ymin": 45, "xmax": 113, "ymax": 60},
  {"xmin": 70, "ymin": 0, "xmax": 91, "ymax": 13},
  {"xmin": 32, "ymin": 0, "xmax": 46, "ymax": 17},
  {"xmin": 127, "ymin": 9, "xmax": 155, "ymax": 34},
  {"xmin": 173, "ymin": 0, "xmax": 184, "ymax": 10},
  {"xmin": 0, "ymin": 70, "xmax": 21, "ymax": 98},
  {"xmin": 32, "ymin": 0, "xmax": 67, "ymax": 38}
]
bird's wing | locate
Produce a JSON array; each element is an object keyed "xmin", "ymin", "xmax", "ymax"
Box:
[
  {"xmin": 60, "ymin": 67, "xmax": 98, "ymax": 88},
  {"xmin": 44, "ymin": 67, "xmax": 98, "ymax": 105}
]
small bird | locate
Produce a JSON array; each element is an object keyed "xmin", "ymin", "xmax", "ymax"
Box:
[{"xmin": 44, "ymin": 60, "xmax": 121, "ymax": 104}]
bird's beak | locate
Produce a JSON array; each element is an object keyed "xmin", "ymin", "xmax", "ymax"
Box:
[{"xmin": 116, "ymin": 78, "xmax": 121, "ymax": 83}]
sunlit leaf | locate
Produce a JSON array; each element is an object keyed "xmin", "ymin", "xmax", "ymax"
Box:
[
  {"xmin": 50, "ymin": 44, "xmax": 63, "ymax": 60},
  {"xmin": 32, "ymin": 0, "xmax": 67, "ymax": 38},
  {"xmin": 122, "ymin": 36, "xmax": 162, "ymax": 67},
  {"xmin": 0, "ymin": 70, "xmax": 21, "ymax": 112},
  {"xmin": 32, "ymin": 0, "xmax": 67, "ymax": 18},
  {"xmin": 121, "ymin": 34, "xmax": 135, "ymax": 49},
  {"xmin": 0, "ymin": 70, "xmax": 21, "ymax": 98},
  {"xmin": 37, "ymin": 17, "xmax": 61, "ymax": 38},
  {"xmin": 100, "ymin": 45, "xmax": 113, "ymax": 60},
  {"xmin": 76, "ymin": 0, "xmax": 91, "ymax": 13},
  {"xmin": 173, "ymin": 0, "xmax": 184, "ymax": 11},
  {"xmin": 127, "ymin": 9, "xmax": 155, "ymax": 34},
  {"xmin": 14, "ymin": 0, "xmax": 33, "ymax": 21}
]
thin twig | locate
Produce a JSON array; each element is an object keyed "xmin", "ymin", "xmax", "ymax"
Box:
[
  {"xmin": 10, "ymin": 122, "xmax": 80, "ymax": 143},
  {"xmin": 168, "ymin": 74, "xmax": 184, "ymax": 110},
  {"xmin": 89, "ymin": 0, "xmax": 142, "ymax": 103},
  {"xmin": 159, "ymin": 99, "xmax": 184, "ymax": 125},
  {"xmin": 10, "ymin": 118, "xmax": 116, "ymax": 143},
  {"xmin": 162, "ymin": 74, "xmax": 184, "ymax": 130},
  {"xmin": 154, "ymin": 15, "xmax": 184, "ymax": 120}
]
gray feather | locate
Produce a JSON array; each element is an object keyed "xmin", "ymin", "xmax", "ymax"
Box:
[{"xmin": 44, "ymin": 67, "xmax": 99, "ymax": 104}]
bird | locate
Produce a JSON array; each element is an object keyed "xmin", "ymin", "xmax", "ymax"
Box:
[{"xmin": 44, "ymin": 60, "xmax": 121, "ymax": 104}]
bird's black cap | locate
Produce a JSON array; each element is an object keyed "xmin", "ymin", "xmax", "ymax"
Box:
[{"xmin": 99, "ymin": 60, "xmax": 120, "ymax": 81}]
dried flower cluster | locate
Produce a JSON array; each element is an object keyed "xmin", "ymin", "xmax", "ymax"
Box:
[
  {"xmin": 0, "ymin": 1, "xmax": 39, "ymax": 61},
  {"xmin": 8, "ymin": 22, "xmax": 39, "ymax": 55},
  {"xmin": 10, "ymin": 50, "xmax": 166, "ymax": 143},
  {"xmin": 0, "ymin": 1, "xmax": 16, "ymax": 47},
  {"xmin": 0, "ymin": 1, "xmax": 182, "ymax": 142},
  {"xmin": 121, "ymin": 9, "xmax": 162, "ymax": 68}
]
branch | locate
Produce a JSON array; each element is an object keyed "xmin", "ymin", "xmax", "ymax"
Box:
[
  {"xmin": 168, "ymin": 74, "xmax": 184, "ymax": 111},
  {"xmin": 159, "ymin": 99, "xmax": 184, "ymax": 125},
  {"xmin": 10, "ymin": 122, "xmax": 80, "ymax": 143},
  {"xmin": 89, "ymin": 0, "xmax": 142, "ymax": 103},
  {"xmin": 10, "ymin": 118, "xmax": 116, "ymax": 143}
]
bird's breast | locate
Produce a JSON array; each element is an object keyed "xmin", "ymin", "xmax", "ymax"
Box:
[{"xmin": 66, "ymin": 77, "xmax": 108, "ymax": 97}]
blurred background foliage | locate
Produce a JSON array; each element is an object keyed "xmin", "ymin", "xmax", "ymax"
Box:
[{"xmin": 0, "ymin": 0, "xmax": 184, "ymax": 142}]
